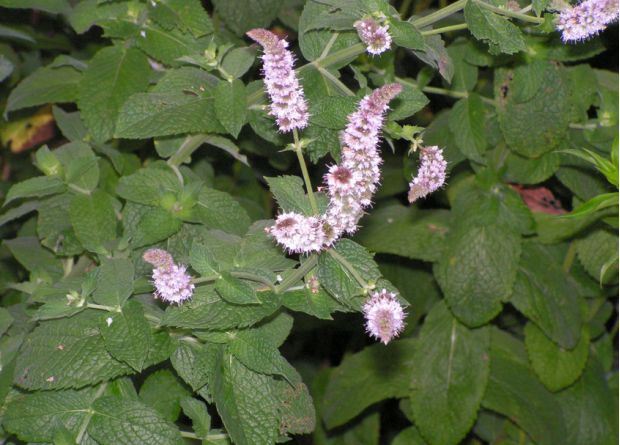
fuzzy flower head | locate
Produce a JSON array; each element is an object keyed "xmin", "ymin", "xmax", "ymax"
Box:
[
  {"xmin": 270, "ymin": 212, "xmax": 325, "ymax": 254},
  {"xmin": 363, "ymin": 289, "xmax": 407, "ymax": 345},
  {"xmin": 408, "ymin": 146, "xmax": 447, "ymax": 202},
  {"xmin": 354, "ymin": 18, "xmax": 392, "ymax": 55},
  {"xmin": 143, "ymin": 249, "xmax": 194, "ymax": 305},
  {"xmin": 557, "ymin": 0, "xmax": 618, "ymax": 42},
  {"xmin": 247, "ymin": 28, "xmax": 309, "ymax": 132}
]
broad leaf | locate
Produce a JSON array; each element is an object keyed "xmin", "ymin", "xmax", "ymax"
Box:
[
  {"xmin": 4, "ymin": 176, "xmax": 66, "ymax": 206},
  {"xmin": 449, "ymin": 94, "xmax": 487, "ymax": 164},
  {"xmin": 147, "ymin": 0, "xmax": 214, "ymax": 37},
  {"xmin": 229, "ymin": 329, "xmax": 283, "ymax": 376},
  {"xmin": 464, "ymin": 1, "xmax": 526, "ymax": 54},
  {"xmin": 92, "ymin": 258, "xmax": 135, "ymax": 307},
  {"xmin": 139, "ymin": 369, "xmax": 191, "ymax": 422},
  {"xmin": 215, "ymin": 79, "xmax": 247, "ymax": 138},
  {"xmin": 181, "ymin": 397, "xmax": 211, "ymax": 439},
  {"xmin": 215, "ymin": 271, "xmax": 261, "ymax": 304},
  {"xmin": 70, "ymin": 191, "xmax": 118, "ymax": 249}
]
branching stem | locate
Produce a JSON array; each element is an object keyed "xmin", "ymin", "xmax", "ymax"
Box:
[
  {"xmin": 328, "ymin": 248, "xmax": 369, "ymax": 290},
  {"xmin": 275, "ymin": 254, "xmax": 319, "ymax": 294}
]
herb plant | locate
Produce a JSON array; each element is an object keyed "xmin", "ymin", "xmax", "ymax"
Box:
[{"xmin": 0, "ymin": 0, "xmax": 617, "ymax": 445}]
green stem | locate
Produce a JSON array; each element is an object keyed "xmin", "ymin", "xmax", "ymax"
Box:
[
  {"xmin": 275, "ymin": 254, "xmax": 319, "ymax": 294},
  {"xmin": 410, "ymin": 0, "xmax": 467, "ymax": 28},
  {"xmin": 569, "ymin": 122, "xmax": 598, "ymax": 130},
  {"xmin": 68, "ymin": 184, "xmax": 90, "ymax": 195},
  {"xmin": 327, "ymin": 248, "xmax": 369, "ymax": 290},
  {"xmin": 192, "ymin": 274, "xmax": 222, "ymax": 284},
  {"xmin": 562, "ymin": 241, "xmax": 577, "ymax": 274},
  {"xmin": 319, "ymin": 32, "xmax": 340, "ymax": 61},
  {"xmin": 167, "ymin": 133, "xmax": 210, "ymax": 168},
  {"xmin": 318, "ymin": 67, "xmax": 356, "ymax": 97},
  {"xmin": 422, "ymin": 85, "xmax": 496, "ymax": 106},
  {"xmin": 473, "ymin": 0, "xmax": 545, "ymax": 23},
  {"xmin": 65, "ymin": 254, "xmax": 92, "ymax": 279},
  {"xmin": 312, "ymin": 43, "xmax": 366, "ymax": 69},
  {"xmin": 230, "ymin": 272, "xmax": 277, "ymax": 292},
  {"xmin": 76, "ymin": 382, "xmax": 108, "ymax": 443},
  {"xmin": 86, "ymin": 303, "xmax": 120, "ymax": 312},
  {"xmin": 420, "ymin": 23, "xmax": 469, "ymax": 35},
  {"xmin": 294, "ymin": 128, "xmax": 319, "ymax": 215}
]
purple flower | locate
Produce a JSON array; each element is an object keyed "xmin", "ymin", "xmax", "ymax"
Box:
[
  {"xmin": 143, "ymin": 249, "xmax": 195, "ymax": 304},
  {"xmin": 557, "ymin": 0, "xmax": 618, "ymax": 42},
  {"xmin": 363, "ymin": 289, "xmax": 407, "ymax": 345},
  {"xmin": 408, "ymin": 145, "xmax": 447, "ymax": 202},
  {"xmin": 354, "ymin": 18, "xmax": 392, "ymax": 55},
  {"xmin": 270, "ymin": 211, "xmax": 325, "ymax": 254},
  {"xmin": 325, "ymin": 84, "xmax": 402, "ymax": 237},
  {"xmin": 247, "ymin": 28, "xmax": 309, "ymax": 132}
]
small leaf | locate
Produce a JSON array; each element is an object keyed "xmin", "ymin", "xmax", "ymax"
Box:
[
  {"xmin": 221, "ymin": 47, "xmax": 258, "ymax": 79},
  {"xmin": 70, "ymin": 191, "xmax": 118, "ymax": 249},
  {"xmin": 215, "ymin": 79, "xmax": 247, "ymax": 138},
  {"xmin": 131, "ymin": 206, "xmax": 183, "ymax": 249},
  {"xmin": 180, "ymin": 397, "xmax": 211, "ymax": 439},
  {"xmin": 388, "ymin": 18, "xmax": 425, "ymax": 51},
  {"xmin": 216, "ymin": 271, "xmax": 261, "ymax": 304},
  {"xmin": 449, "ymin": 94, "xmax": 487, "ymax": 163},
  {"xmin": 464, "ymin": 1, "xmax": 526, "ymax": 54},
  {"xmin": 139, "ymin": 369, "xmax": 191, "ymax": 421},
  {"xmin": 92, "ymin": 258, "xmax": 135, "ymax": 307},
  {"xmin": 190, "ymin": 241, "xmax": 220, "ymax": 276},
  {"xmin": 4, "ymin": 176, "xmax": 66, "ymax": 206},
  {"xmin": 265, "ymin": 175, "xmax": 315, "ymax": 216},
  {"xmin": 116, "ymin": 168, "xmax": 181, "ymax": 206}
]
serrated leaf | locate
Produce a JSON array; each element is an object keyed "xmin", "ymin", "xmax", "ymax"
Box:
[
  {"xmin": 3, "ymin": 236, "xmax": 64, "ymax": 279},
  {"xmin": 181, "ymin": 397, "xmax": 211, "ymax": 438},
  {"xmin": 70, "ymin": 191, "xmax": 118, "ymax": 249},
  {"xmin": 309, "ymin": 96, "xmax": 359, "ymax": 129},
  {"xmin": 389, "ymin": 18, "xmax": 425, "ymax": 51},
  {"xmin": 525, "ymin": 322, "xmax": 589, "ymax": 392},
  {"xmin": 100, "ymin": 300, "xmax": 152, "ymax": 371},
  {"xmin": 195, "ymin": 230, "xmax": 244, "ymax": 270},
  {"xmin": 135, "ymin": 21, "xmax": 212, "ymax": 66},
  {"xmin": 53, "ymin": 106, "xmax": 88, "ymax": 142},
  {"xmin": 446, "ymin": 39, "xmax": 479, "ymax": 93},
  {"xmin": 70, "ymin": 0, "xmax": 128, "ymax": 33},
  {"xmin": 212, "ymin": 0, "xmax": 283, "ymax": 36},
  {"xmin": 575, "ymin": 227, "xmax": 618, "ymax": 284},
  {"xmin": 275, "ymin": 359, "xmax": 316, "ymax": 435},
  {"xmin": 410, "ymin": 31, "xmax": 454, "ymax": 83},
  {"xmin": 190, "ymin": 241, "xmax": 220, "ymax": 275},
  {"xmin": 55, "ymin": 141, "xmax": 100, "ymax": 191},
  {"xmin": 501, "ymin": 149, "xmax": 561, "ymax": 184},
  {"xmin": 229, "ymin": 329, "xmax": 283, "ymax": 376},
  {"xmin": 323, "ymin": 339, "xmax": 415, "ymax": 428},
  {"xmin": 132, "ymin": 206, "xmax": 183, "ymax": 248},
  {"xmin": 385, "ymin": 83, "xmax": 429, "ymax": 122},
  {"xmin": 92, "ymin": 258, "xmax": 135, "ymax": 307},
  {"xmin": 464, "ymin": 1, "xmax": 526, "ymax": 55},
  {"xmin": 215, "ymin": 79, "xmax": 247, "ymax": 138},
  {"xmin": 144, "ymin": 330, "xmax": 179, "ymax": 368},
  {"xmin": 4, "ymin": 65, "xmax": 81, "ymax": 116},
  {"xmin": 14, "ymin": 311, "xmax": 132, "ymax": 390},
  {"xmin": 265, "ymin": 175, "xmax": 315, "ymax": 216},
  {"xmin": 4, "ymin": 175, "xmax": 66, "ymax": 206},
  {"xmin": 0, "ymin": 200, "xmax": 40, "ymax": 228},
  {"xmin": 509, "ymin": 243, "xmax": 582, "ymax": 349},
  {"xmin": 482, "ymin": 356, "xmax": 567, "ymax": 445},
  {"xmin": 318, "ymin": 239, "xmax": 381, "ymax": 305},
  {"xmin": 3, "ymin": 390, "xmax": 89, "ymax": 443},
  {"xmin": 496, "ymin": 63, "xmax": 570, "ymax": 157},
  {"xmin": 89, "ymin": 396, "xmax": 183, "ymax": 445},
  {"xmin": 170, "ymin": 342, "xmax": 209, "ymax": 390},
  {"xmin": 449, "ymin": 95, "xmax": 487, "ymax": 163},
  {"xmin": 354, "ymin": 205, "xmax": 449, "ymax": 262},
  {"xmin": 78, "ymin": 46, "xmax": 150, "ymax": 144},
  {"xmin": 512, "ymin": 58, "xmax": 546, "ymax": 103},
  {"xmin": 254, "ymin": 311, "xmax": 293, "ymax": 347},
  {"xmin": 236, "ymin": 220, "xmax": 297, "ymax": 271},
  {"xmin": 193, "ymin": 185, "xmax": 252, "ymax": 237},
  {"xmin": 139, "ymin": 369, "xmax": 191, "ymax": 422},
  {"xmin": 410, "ymin": 301, "xmax": 490, "ymax": 445},
  {"xmin": 221, "ymin": 47, "xmax": 258, "ymax": 79},
  {"xmin": 148, "ymin": 0, "xmax": 214, "ymax": 37},
  {"xmin": 116, "ymin": 168, "xmax": 181, "ymax": 206},
  {"xmin": 213, "ymin": 351, "xmax": 279, "ymax": 445},
  {"xmin": 162, "ymin": 287, "xmax": 282, "ymax": 330},
  {"xmin": 216, "ymin": 271, "xmax": 261, "ymax": 304},
  {"xmin": 0, "ymin": 0, "xmax": 71, "ymax": 14}
]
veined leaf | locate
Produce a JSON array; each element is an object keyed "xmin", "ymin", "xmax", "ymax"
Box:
[
  {"xmin": 147, "ymin": 0, "xmax": 214, "ymax": 37},
  {"xmin": 4, "ymin": 176, "xmax": 66, "ymax": 206},
  {"xmin": 215, "ymin": 79, "xmax": 247, "ymax": 138},
  {"xmin": 464, "ymin": 1, "xmax": 526, "ymax": 55},
  {"xmin": 139, "ymin": 369, "xmax": 191, "ymax": 422}
]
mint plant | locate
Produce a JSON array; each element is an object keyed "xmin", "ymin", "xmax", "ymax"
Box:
[{"xmin": 0, "ymin": 0, "xmax": 618, "ymax": 445}]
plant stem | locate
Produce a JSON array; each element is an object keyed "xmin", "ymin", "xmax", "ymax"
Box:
[
  {"xmin": 294, "ymin": 128, "xmax": 319, "ymax": 215},
  {"xmin": 86, "ymin": 303, "xmax": 120, "ymax": 312},
  {"xmin": 312, "ymin": 43, "xmax": 366, "ymax": 69},
  {"xmin": 65, "ymin": 254, "xmax": 93, "ymax": 279},
  {"xmin": 420, "ymin": 23, "xmax": 469, "ymax": 35},
  {"xmin": 192, "ymin": 274, "xmax": 222, "ymax": 284},
  {"xmin": 318, "ymin": 67, "xmax": 356, "ymax": 97},
  {"xmin": 76, "ymin": 381, "xmax": 108, "ymax": 443},
  {"xmin": 319, "ymin": 33, "xmax": 339, "ymax": 61},
  {"xmin": 562, "ymin": 241, "xmax": 577, "ymax": 274},
  {"xmin": 410, "ymin": 0, "xmax": 467, "ymax": 28},
  {"xmin": 327, "ymin": 248, "xmax": 369, "ymax": 289},
  {"xmin": 230, "ymin": 272, "xmax": 277, "ymax": 292},
  {"xmin": 68, "ymin": 184, "xmax": 90, "ymax": 195},
  {"xmin": 167, "ymin": 133, "xmax": 210, "ymax": 168},
  {"xmin": 275, "ymin": 254, "xmax": 319, "ymax": 294},
  {"xmin": 422, "ymin": 86, "xmax": 496, "ymax": 106},
  {"xmin": 473, "ymin": 0, "xmax": 545, "ymax": 23},
  {"xmin": 569, "ymin": 122, "xmax": 598, "ymax": 130}
]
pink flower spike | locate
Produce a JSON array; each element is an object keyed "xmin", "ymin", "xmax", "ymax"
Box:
[
  {"xmin": 143, "ymin": 249, "xmax": 174, "ymax": 269},
  {"xmin": 144, "ymin": 249, "xmax": 194, "ymax": 305},
  {"xmin": 354, "ymin": 18, "xmax": 392, "ymax": 55},
  {"xmin": 408, "ymin": 146, "xmax": 447, "ymax": 202},
  {"xmin": 247, "ymin": 28, "xmax": 309, "ymax": 132},
  {"xmin": 363, "ymin": 289, "xmax": 407, "ymax": 345},
  {"xmin": 556, "ymin": 0, "xmax": 618, "ymax": 42},
  {"xmin": 270, "ymin": 211, "xmax": 325, "ymax": 254}
]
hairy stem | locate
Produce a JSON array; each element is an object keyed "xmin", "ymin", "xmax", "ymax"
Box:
[
  {"xmin": 328, "ymin": 248, "xmax": 369, "ymax": 290},
  {"xmin": 167, "ymin": 133, "xmax": 210, "ymax": 168},
  {"xmin": 294, "ymin": 128, "xmax": 319, "ymax": 215},
  {"xmin": 420, "ymin": 23, "xmax": 469, "ymax": 35},
  {"xmin": 275, "ymin": 253, "xmax": 319, "ymax": 294},
  {"xmin": 319, "ymin": 32, "xmax": 340, "ymax": 61}
]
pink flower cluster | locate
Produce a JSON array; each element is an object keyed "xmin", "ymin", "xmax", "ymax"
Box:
[
  {"xmin": 143, "ymin": 249, "xmax": 194, "ymax": 304},
  {"xmin": 363, "ymin": 289, "xmax": 407, "ymax": 345},
  {"xmin": 408, "ymin": 146, "xmax": 447, "ymax": 202},
  {"xmin": 354, "ymin": 18, "xmax": 392, "ymax": 55},
  {"xmin": 270, "ymin": 212, "xmax": 326, "ymax": 254},
  {"xmin": 247, "ymin": 29, "xmax": 309, "ymax": 132},
  {"xmin": 557, "ymin": 0, "xmax": 619, "ymax": 41}
]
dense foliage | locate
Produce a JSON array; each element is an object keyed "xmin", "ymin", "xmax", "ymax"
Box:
[{"xmin": 0, "ymin": 0, "xmax": 618, "ymax": 445}]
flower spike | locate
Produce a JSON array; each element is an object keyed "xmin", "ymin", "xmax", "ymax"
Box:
[
  {"xmin": 143, "ymin": 249, "xmax": 195, "ymax": 305},
  {"xmin": 363, "ymin": 289, "xmax": 407, "ymax": 345},
  {"xmin": 408, "ymin": 145, "xmax": 447, "ymax": 202},
  {"xmin": 354, "ymin": 18, "xmax": 392, "ymax": 55}
]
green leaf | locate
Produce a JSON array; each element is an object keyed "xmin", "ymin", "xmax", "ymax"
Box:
[
  {"xmin": 532, "ymin": 0, "xmax": 551, "ymax": 15},
  {"xmin": 4, "ymin": 65, "xmax": 81, "ymax": 116},
  {"xmin": 575, "ymin": 227, "xmax": 619, "ymax": 284},
  {"xmin": 559, "ymin": 193, "xmax": 618, "ymax": 220},
  {"xmin": 464, "ymin": 1, "xmax": 526, "ymax": 55},
  {"xmin": 195, "ymin": 230, "xmax": 244, "ymax": 270},
  {"xmin": 236, "ymin": 220, "xmax": 297, "ymax": 271},
  {"xmin": 318, "ymin": 239, "xmax": 381, "ymax": 305},
  {"xmin": 3, "ymin": 390, "xmax": 89, "ymax": 443},
  {"xmin": 388, "ymin": 18, "xmax": 425, "ymax": 51},
  {"xmin": 0, "ymin": 56, "xmax": 13, "ymax": 81},
  {"xmin": 0, "ymin": 0, "xmax": 71, "ymax": 14},
  {"xmin": 190, "ymin": 241, "xmax": 220, "ymax": 275},
  {"xmin": 78, "ymin": 46, "xmax": 150, "ymax": 144},
  {"xmin": 509, "ymin": 243, "xmax": 582, "ymax": 349},
  {"xmin": 213, "ymin": 351, "xmax": 279, "ymax": 445},
  {"xmin": 216, "ymin": 271, "xmax": 261, "ymax": 304},
  {"xmin": 555, "ymin": 357, "xmax": 618, "ymax": 445},
  {"xmin": 501, "ymin": 149, "xmax": 561, "ymax": 184},
  {"xmin": 181, "ymin": 397, "xmax": 211, "ymax": 439},
  {"xmin": 511, "ymin": 58, "xmax": 546, "ymax": 103},
  {"xmin": 162, "ymin": 287, "xmax": 282, "ymax": 330},
  {"xmin": 323, "ymin": 339, "xmax": 415, "ymax": 428},
  {"xmin": 213, "ymin": 0, "xmax": 283, "ymax": 36},
  {"xmin": 449, "ymin": 94, "xmax": 487, "ymax": 163},
  {"xmin": 145, "ymin": 330, "xmax": 179, "ymax": 368},
  {"xmin": 410, "ymin": 301, "xmax": 490, "ymax": 445},
  {"xmin": 100, "ymin": 300, "xmax": 152, "ymax": 371},
  {"xmin": 436, "ymin": 221, "xmax": 521, "ymax": 327},
  {"xmin": 139, "ymin": 369, "xmax": 191, "ymax": 422},
  {"xmin": 229, "ymin": 329, "xmax": 283, "ymax": 375},
  {"xmin": 89, "ymin": 396, "xmax": 183, "ymax": 445},
  {"xmin": 55, "ymin": 141, "xmax": 100, "ymax": 191},
  {"xmin": 446, "ymin": 39, "xmax": 479, "ymax": 93},
  {"xmin": 0, "ymin": 200, "xmax": 40, "ymax": 228},
  {"xmin": 392, "ymin": 427, "xmax": 428, "ymax": 445},
  {"xmin": 4, "ymin": 176, "xmax": 66, "ymax": 206},
  {"xmin": 354, "ymin": 205, "xmax": 449, "ymax": 262},
  {"xmin": 482, "ymin": 356, "xmax": 567, "ymax": 445},
  {"xmin": 92, "ymin": 258, "xmax": 135, "ymax": 307},
  {"xmin": 170, "ymin": 342, "xmax": 209, "ymax": 391},
  {"xmin": 221, "ymin": 47, "xmax": 258, "ymax": 79},
  {"xmin": 14, "ymin": 311, "xmax": 132, "ymax": 390},
  {"xmin": 214, "ymin": 79, "xmax": 247, "ymax": 139},
  {"xmin": 148, "ymin": 0, "xmax": 214, "ymax": 37},
  {"xmin": 133, "ymin": 21, "xmax": 211, "ymax": 66},
  {"xmin": 70, "ymin": 191, "xmax": 118, "ymax": 249},
  {"xmin": 132, "ymin": 206, "xmax": 183, "ymax": 248},
  {"xmin": 385, "ymin": 83, "xmax": 429, "ymax": 122},
  {"xmin": 496, "ymin": 62, "xmax": 571, "ymax": 157},
  {"xmin": 70, "ymin": 0, "xmax": 128, "ymax": 33},
  {"xmin": 3, "ymin": 236, "xmax": 64, "ymax": 279},
  {"xmin": 411, "ymin": 31, "xmax": 454, "ymax": 83},
  {"xmin": 309, "ymin": 96, "xmax": 359, "ymax": 129},
  {"xmin": 265, "ymin": 175, "xmax": 315, "ymax": 216},
  {"xmin": 116, "ymin": 168, "xmax": 181, "ymax": 206},
  {"xmin": 525, "ymin": 322, "xmax": 589, "ymax": 392}
]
